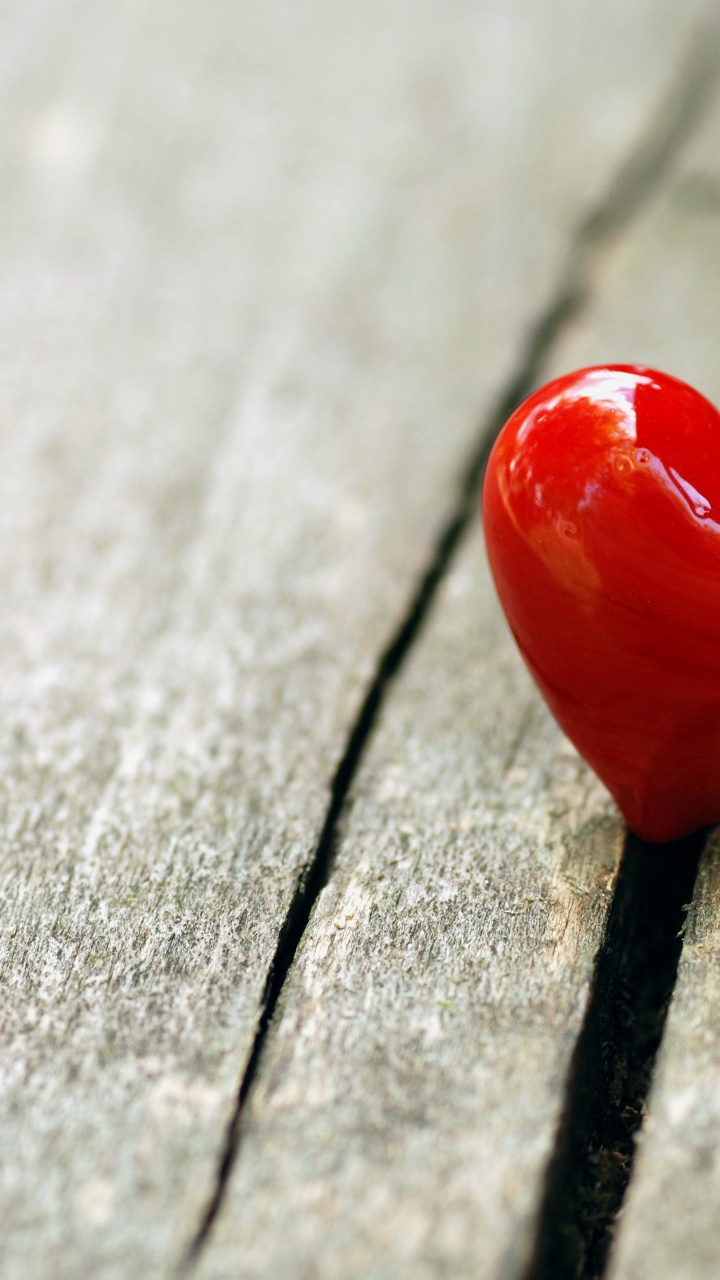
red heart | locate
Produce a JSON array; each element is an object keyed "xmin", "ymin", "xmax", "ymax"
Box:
[{"xmin": 483, "ymin": 364, "xmax": 720, "ymax": 843}]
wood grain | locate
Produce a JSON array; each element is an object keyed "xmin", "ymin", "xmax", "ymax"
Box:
[
  {"xmin": 194, "ymin": 12, "xmax": 718, "ymax": 1278},
  {"xmin": 0, "ymin": 1, "xmax": 709, "ymax": 1276},
  {"xmin": 604, "ymin": 834, "xmax": 720, "ymax": 1280},
  {"xmin": 196, "ymin": 523, "xmax": 624, "ymax": 1280}
]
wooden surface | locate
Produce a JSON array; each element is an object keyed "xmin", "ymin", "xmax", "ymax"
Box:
[
  {"xmin": 607, "ymin": 834, "xmax": 720, "ymax": 1280},
  {"xmin": 196, "ymin": 521, "xmax": 624, "ymax": 1280},
  {"xmin": 193, "ymin": 15, "xmax": 720, "ymax": 1280},
  {"xmin": 0, "ymin": 2, "xmax": 715, "ymax": 1278}
]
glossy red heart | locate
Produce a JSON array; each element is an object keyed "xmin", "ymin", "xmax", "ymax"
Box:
[{"xmin": 483, "ymin": 364, "xmax": 720, "ymax": 843}]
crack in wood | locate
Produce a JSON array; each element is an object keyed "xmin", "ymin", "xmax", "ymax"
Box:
[
  {"xmin": 179, "ymin": 22, "xmax": 720, "ymax": 1275},
  {"xmin": 522, "ymin": 829, "xmax": 708, "ymax": 1280}
]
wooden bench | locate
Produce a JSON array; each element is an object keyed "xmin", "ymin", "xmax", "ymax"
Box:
[{"xmin": 2, "ymin": 2, "xmax": 720, "ymax": 1277}]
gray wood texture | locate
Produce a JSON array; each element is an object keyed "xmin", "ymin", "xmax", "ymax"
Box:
[
  {"xmin": 544, "ymin": 89, "xmax": 720, "ymax": 1280},
  {"xmin": 196, "ymin": 524, "xmax": 625, "ymax": 1280},
  {"xmin": 0, "ymin": 1, "xmax": 711, "ymax": 1277},
  {"xmin": 606, "ymin": 834, "xmax": 720, "ymax": 1280},
  {"xmin": 194, "ymin": 8, "xmax": 720, "ymax": 1280}
]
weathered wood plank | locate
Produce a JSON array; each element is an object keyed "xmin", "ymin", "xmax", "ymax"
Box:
[
  {"xmin": 0, "ymin": 1, "xmax": 709, "ymax": 1276},
  {"xmin": 604, "ymin": 835, "xmax": 720, "ymax": 1280},
  {"xmin": 549, "ymin": 77, "xmax": 720, "ymax": 410},
  {"xmin": 538, "ymin": 88, "xmax": 720, "ymax": 1280},
  {"xmin": 196, "ymin": 524, "xmax": 623, "ymax": 1280},
  {"xmin": 193, "ymin": 13, "xmax": 718, "ymax": 1279}
]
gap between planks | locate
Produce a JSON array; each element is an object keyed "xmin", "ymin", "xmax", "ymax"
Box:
[
  {"xmin": 180, "ymin": 20, "xmax": 720, "ymax": 1276},
  {"xmin": 522, "ymin": 829, "xmax": 708, "ymax": 1280}
]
